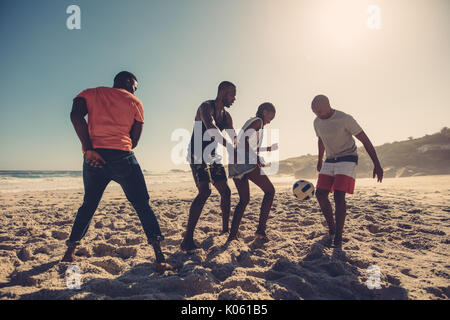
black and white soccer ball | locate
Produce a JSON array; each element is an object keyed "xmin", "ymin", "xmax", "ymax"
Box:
[{"xmin": 293, "ymin": 180, "xmax": 315, "ymax": 200}]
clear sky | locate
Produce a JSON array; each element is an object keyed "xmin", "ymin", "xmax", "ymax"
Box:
[{"xmin": 0, "ymin": 0, "xmax": 449, "ymax": 171}]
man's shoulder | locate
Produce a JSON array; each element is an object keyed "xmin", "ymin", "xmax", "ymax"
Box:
[
  {"xmin": 76, "ymin": 87, "xmax": 98, "ymax": 100},
  {"xmin": 81, "ymin": 86, "xmax": 111, "ymax": 97},
  {"xmin": 94, "ymin": 86, "xmax": 111, "ymax": 93},
  {"xmin": 110, "ymin": 87, "xmax": 143, "ymax": 106},
  {"xmin": 79, "ymin": 87, "xmax": 99, "ymax": 94},
  {"xmin": 202, "ymin": 99, "xmax": 214, "ymax": 106},
  {"xmin": 335, "ymin": 109, "xmax": 352, "ymax": 119},
  {"xmin": 199, "ymin": 100, "xmax": 214, "ymax": 110},
  {"xmin": 128, "ymin": 94, "xmax": 143, "ymax": 107}
]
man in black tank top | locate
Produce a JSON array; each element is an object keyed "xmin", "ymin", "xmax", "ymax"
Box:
[{"xmin": 181, "ymin": 81, "xmax": 237, "ymax": 251}]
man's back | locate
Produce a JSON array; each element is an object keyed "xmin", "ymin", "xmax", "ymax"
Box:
[{"xmin": 76, "ymin": 87, "xmax": 144, "ymax": 152}]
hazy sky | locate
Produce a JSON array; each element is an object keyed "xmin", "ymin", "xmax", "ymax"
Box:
[{"xmin": 0, "ymin": 0, "xmax": 449, "ymax": 171}]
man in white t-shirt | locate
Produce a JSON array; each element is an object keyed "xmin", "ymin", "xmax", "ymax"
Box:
[{"xmin": 311, "ymin": 95, "xmax": 383, "ymax": 248}]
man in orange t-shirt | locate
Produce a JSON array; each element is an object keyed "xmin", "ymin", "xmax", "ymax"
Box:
[{"xmin": 61, "ymin": 71, "xmax": 171, "ymax": 272}]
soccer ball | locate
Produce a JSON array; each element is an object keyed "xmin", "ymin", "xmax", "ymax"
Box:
[{"xmin": 293, "ymin": 180, "xmax": 315, "ymax": 200}]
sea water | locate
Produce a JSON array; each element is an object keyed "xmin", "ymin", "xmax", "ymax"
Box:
[{"xmin": 0, "ymin": 170, "xmax": 194, "ymax": 193}]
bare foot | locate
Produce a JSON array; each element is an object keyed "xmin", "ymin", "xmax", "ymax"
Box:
[
  {"xmin": 321, "ymin": 232, "xmax": 335, "ymax": 247},
  {"xmin": 180, "ymin": 238, "xmax": 199, "ymax": 251},
  {"xmin": 226, "ymin": 235, "xmax": 238, "ymax": 243},
  {"xmin": 255, "ymin": 232, "xmax": 269, "ymax": 242},
  {"xmin": 155, "ymin": 262, "xmax": 173, "ymax": 273},
  {"xmin": 61, "ymin": 247, "xmax": 76, "ymax": 263},
  {"xmin": 333, "ymin": 234, "xmax": 343, "ymax": 249}
]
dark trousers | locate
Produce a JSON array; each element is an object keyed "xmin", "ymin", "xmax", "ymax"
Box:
[{"xmin": 67, "ymin": 149, "xmax": 163, "ymax": 246}]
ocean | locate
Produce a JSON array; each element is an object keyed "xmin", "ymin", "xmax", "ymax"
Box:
[
  {"xmin": 0, "ymin": 170, "xmax": 194, "ymax": 193},
  {"xmin": 0, "ymin": 170, "xmax": 297, "ymax": 193}
]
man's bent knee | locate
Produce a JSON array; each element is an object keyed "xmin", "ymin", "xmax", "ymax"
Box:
[
  {"xmin": 221, "ymin": 187, "xmax": 231, "ymax": 199},
  {"xmin": 239, "ymin": 197, "xmax": 250, "ymax": 207},
  {"xmin": 198, "ymin": 188, "xmax": 212, "ymax": 200},
  {"xmin": 265, "ymin": 186, "xmax": 275, "ymax": 199},
  {"xmin": 316, "ymin": 188, "xmax": 330, "ymax": 200}
]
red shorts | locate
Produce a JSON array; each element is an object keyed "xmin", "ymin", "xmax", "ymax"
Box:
[{"xmin": 316, "ymin": 161, "xmax": 357, "ymax": 194}]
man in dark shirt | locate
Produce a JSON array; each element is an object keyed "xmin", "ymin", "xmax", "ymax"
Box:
[{"xmin": 181, "ymin": 81, "xmax": 237, "ymax": 251}]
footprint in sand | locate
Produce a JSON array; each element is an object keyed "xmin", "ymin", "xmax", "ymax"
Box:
[
  {"xmin": 370, "ymin": 245, "xmax": 384, "ymax": 253},
  {"xmin": 397, "ymin": 223, "xmax": 413, "ymax": 230},
  {"xmin": 125, "ymin": 236, "xmax": 144, "ymax": 246},
  {"xmin": 300, "ymin": 219, "xmax": 316, "ymax": 226},
  {"xmin": 401, "ymin": 239, "xmax": 434, "ymax": 250},
  {"xmin": 424, "ymin": 286, "xmax": 449, "ymax": 299},
  {"xmin": 16, "ymin": 228, "xmax": 32, "ymax": 237},
  {"xmin": 386, "ymin": 274, "xmax": 401, "ymax": 286},
  {"xmin": 107, "ymin": 237, "xmax": 125, "ymax": 246},
  {"xmin": 75, "ymin": 247, "xmax": 91, "ymax": 257},
  {"xmin": 51, "ymin": 230, "xmax": 69, "ymax": 240},
  {"xmin": 34, "ymin": 246, "xmax": 51, "ymax": 255},
  {"xmin": 92, "ymin": 243, "xmax": 116, "ymax": 257},
  {"xmin": 17, "ymin": 247, "xmax": 32, "ymax": 262},
  {"xmin": 116, "ymin": 246, "xmax": 138, "ymax": 260},
  {"xmin": 91, "ymin": 258, "xmax": 125, "ymax": 275},
  {"xmin": 222, "ymin": 276, "xmax": 264, "ymax": 293},
  {"xmin": 400, "ymin": 268, "xmax": 418, "ymax": 279}
]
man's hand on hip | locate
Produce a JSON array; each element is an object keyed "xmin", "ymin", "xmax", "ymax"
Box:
[{"xmin": 85, "ymin": 150, "xmax": 106, "ymax": 168}]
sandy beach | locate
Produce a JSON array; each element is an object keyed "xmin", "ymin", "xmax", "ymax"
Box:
[{"xmin": 0, "ymin": 175, "xmax": 449, "ymax": 300}]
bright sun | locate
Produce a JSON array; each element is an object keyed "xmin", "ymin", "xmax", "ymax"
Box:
[{"xmin": 313, "ymin": 1, "xmax": 369, "ymax": 51}]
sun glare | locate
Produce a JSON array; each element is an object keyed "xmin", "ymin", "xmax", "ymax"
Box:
[{"xmin": 313, "ymin": 1, "xmax": 367, "ymax": 51}]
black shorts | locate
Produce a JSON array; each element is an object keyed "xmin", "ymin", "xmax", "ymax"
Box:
[{"xmin": 190, "ymin": 161, "xmax": 227, "ymax": 185}]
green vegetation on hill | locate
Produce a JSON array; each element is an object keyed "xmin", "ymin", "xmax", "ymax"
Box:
[{"xmin": 277, "ymin": 128, "xmax": 450, "ymax": 179}]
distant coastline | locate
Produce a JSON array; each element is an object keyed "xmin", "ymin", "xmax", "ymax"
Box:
[
  {"xmin": 277, "ymin": 128, "xmax": 450, "ymax": 179},
  {"xmin": 1, "ymin": 128, "xmax": 449, "ymax": 180}
]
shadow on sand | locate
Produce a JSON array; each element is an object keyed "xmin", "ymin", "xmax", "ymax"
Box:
[
  {"xmin": 264, "ymin": 237, "xmax": 409, "ymax": 300},
  {"xmin": 3, "ymin": 235, "xmax": 408, "ymax": 300}
]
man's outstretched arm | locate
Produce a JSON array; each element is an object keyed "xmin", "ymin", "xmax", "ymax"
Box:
[
  {"xmin": 70, "ymin": 97, "xmax": 105, "ymax": 167},
  {"xmin": 355, "ymin": 131, "xmax": 383, "ymax": 182},
  {"xmin": 130, "ymin": 120, "xmax": 143, "ymax": 149}
]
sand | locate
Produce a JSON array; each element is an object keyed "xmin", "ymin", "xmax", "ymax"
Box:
[{"xmin": 0, "ymin": 175, "xmax": 449, "ymax": 300}]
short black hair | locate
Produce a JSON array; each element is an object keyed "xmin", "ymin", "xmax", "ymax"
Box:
[
  {"xmin": 218, "ymin": 81, "xmax": 236, "ymax": 92},
  {"xmin": 114, "ymin": 71, "xmax": 137, "ymax": 87},
  {"xmin": 311, "ymin": 95, "xmax": 330, "ymax": 108},
  {"xmin": 256, "ymin": 102, "xmax": 276, "ymax": 119}
]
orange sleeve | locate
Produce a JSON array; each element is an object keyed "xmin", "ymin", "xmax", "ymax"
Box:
[{"xmin": 134, "ymin": 100, "xmax": 144, "ymax": 123}]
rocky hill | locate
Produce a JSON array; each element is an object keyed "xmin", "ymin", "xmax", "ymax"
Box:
[{"xmin": 277, "ymin": 128, "xmax": 450, "ymax": 179}]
